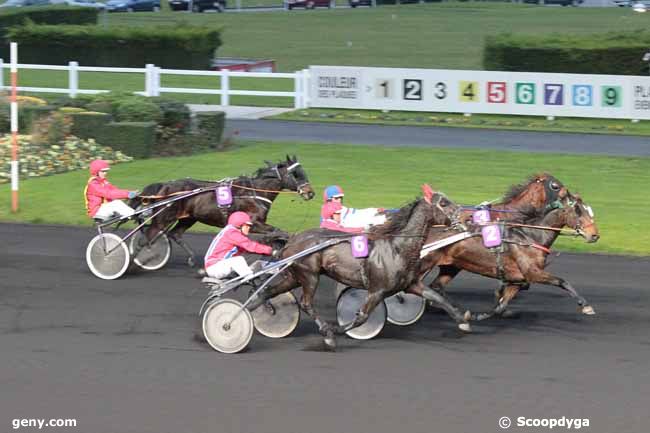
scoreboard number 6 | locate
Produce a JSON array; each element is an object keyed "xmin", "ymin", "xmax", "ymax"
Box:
[{"xmin": 403, "ymin": 79, "xmax": 423, "ymax": 100}]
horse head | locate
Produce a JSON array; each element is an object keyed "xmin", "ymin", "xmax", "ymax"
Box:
[
  {"xmin": 422, "ymin": 184, "xmax": 458, "ymax": 226},
  {"xmin": 267, "ymin": 155, "xmax": 315, "ymax": 201},
  {"xmin": 563, "ymin": 194, "xmax": 600, "ymax": 243},
  {"xmin": 503, "ymin": 173, "xmax": 569, "ymax": 212}
]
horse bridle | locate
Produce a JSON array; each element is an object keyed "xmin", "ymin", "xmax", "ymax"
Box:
[{"xmin": 277, "ymin": 162, "xmax": 310, "ymax": 197}]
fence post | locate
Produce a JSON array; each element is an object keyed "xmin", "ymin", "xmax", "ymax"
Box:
[
  {"xmin": 153, "ymin": 66, "xmax": 161, "ymax": 97},
  {"xmin": 302, "ymin": 68, "xmax": 310, "ymax": 108},
  {"xmin": 294, "ymin": 70, "xmax": 302, "ymax": 109},
  {"xmin": 145, "ymin": 63, "xmax": 154, "ymax": 97},
  {"xmin": 69, "ymin": 61, "xmax": 78, "ymax": 98},
  {"xmin": 221, "ymin": 68, "xmax": 230, "ymax": 106},
  {"xmin": 0, "ymin": 59, "xmax": 4, "ymax": 89}
]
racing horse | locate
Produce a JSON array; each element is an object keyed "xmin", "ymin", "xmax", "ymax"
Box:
[
  {"xmin": 422, "ymin": 194, "xmax": 600, "ymax": 321},
  {"xmin": 419, "ymin": 173, "xmax": 571, "ymax": 316},
  {"xmin": 130, "ymin": 155, "xmax": 315, "ymax": 267},
  {"xmin": 248, "ymin": 184, "xmax": 461, "ymax": 350}
]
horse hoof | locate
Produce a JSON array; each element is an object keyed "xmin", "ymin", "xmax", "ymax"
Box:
[
  {"xmin": 458, "ymin": 322, "xmax": 472, "ymax": 333},
  {"xmin": 582, "ymin": 305, "xmax": 596, "ymax": 315},
  {"xmin": 323, "ymin": 334, "xmax": 337, "ymax": 351},
  {"xmin": 463, "ymin": 310, "xmax": 471, "ymax": 322},
  {"xmin": 500, "ymin": 309, "xmax": 517, "ymax": 319},
  {"xmin": 187, "ymin": 257, "xmax": 196, "ymax": 268}
]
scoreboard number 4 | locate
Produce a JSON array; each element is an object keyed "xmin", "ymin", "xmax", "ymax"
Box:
[{"xmin": 459, "ymin": 81, "xmax": 479, "ymax": 102}]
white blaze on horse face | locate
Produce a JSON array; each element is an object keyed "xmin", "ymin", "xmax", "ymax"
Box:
[
  {"xmin": 287, "ymin": 162, "xmax": 301, "ymax": 172},
  {"xmin": 585, "ymin": 205, "xmax": 594, "ymax": 218}
]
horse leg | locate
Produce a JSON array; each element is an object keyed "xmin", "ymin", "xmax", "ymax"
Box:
[
  {"xmin": 473, "ymin": 284, "xmax": 520, "ymax": 321},
  {"xmin": 334, "ymin": 290, "xmax": 384, "ymax": 335},
  {"xmin": 429, "ymin": 265, "xmax": 461, "ymax": 297},
  {"xmin": 168, "ymin": 219, "xmax": 198, "ymax": 267},
  {"xmin": 408, "ymin": 282, "xmax": 472, "ymax": 332},
  {"xmin": 516, "ymin": 257, "xmax": 595, "ymax": 315},
  {"xmin": 291, "ymin": 271, "xmax": 338, "ymax": 349}
]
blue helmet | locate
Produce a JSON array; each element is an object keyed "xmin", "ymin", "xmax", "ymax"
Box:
[{"xmin": 323, "ymin": 185, "xmax": 344, "ymax": 202}]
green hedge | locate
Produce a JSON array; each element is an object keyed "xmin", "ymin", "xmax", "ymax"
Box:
[
  {"xmin": 484, "ymin": 31, "xmax": 650, "ymax": 75},
  {"xmin": 69, "ymin": 111, "xmax": 112, "ymax": 140},
  {"xmin": 95, "ymin": 121, "xmax": 156, "ymax": 159},
  {"xmin": 0, "ymin": 6, "xmax": 98, "ymax": 59},
  {"xmin": 195, "ymin": 111, "xmax": 225, "ymax": 147},
  {"xmin": 7, "ymin": 24, "xmax": 222, "ymax": 69},
  {"xmin": 19, "ymin": 105, "xmax": 55, "ymax": 132}
]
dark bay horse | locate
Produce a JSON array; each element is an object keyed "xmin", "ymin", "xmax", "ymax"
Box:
[
  {"xmin": 422, "ymin": 195, "xmax": 600, "ymax": 320},
  {"xmin": 130, "ymin": 155, "xmax": 315, "ymax": 267},
  {"xmin": 248, "ymin": 185, "xmax": 460, "ymax": 350}
]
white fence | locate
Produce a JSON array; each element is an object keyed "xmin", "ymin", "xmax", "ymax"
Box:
[{"xmin": 0, "ymin": 60, "xmax": 310, "ymax": 109}]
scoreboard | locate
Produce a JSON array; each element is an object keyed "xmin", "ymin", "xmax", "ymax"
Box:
[{"xmin": 309, "ymin": 65, "xmax": 650, "ymax": 120}]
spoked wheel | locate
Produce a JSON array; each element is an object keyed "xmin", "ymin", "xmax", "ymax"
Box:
[
  {"xmin": 385, "ymin": 291, "xmax": 426, "ymax": 326},
  {"xmin": 129, "ymin": 230, "xmax": 171, "ymax": 271},
  {"xmin": 251, "ymin": 291, "xmax": 300, "ymax": 338},
  {"xmin": 202, "ymin": 298, "xmax": 254, "ymax": 354},
  {"xmin": 336, "ymin": 287, "xmax": 387, "ymax": 340},
  {"xmin": 86, "ymin": 233, "xmax": 130, "ymax": 280}
]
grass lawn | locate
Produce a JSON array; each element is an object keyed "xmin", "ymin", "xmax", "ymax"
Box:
[
  {"xmin": 274, "ymin": 108, "xmax": 650, "ymax": 136},
  {"xmin": 1, "ymin": 140, "xmax": 648, "ymax": 255}
]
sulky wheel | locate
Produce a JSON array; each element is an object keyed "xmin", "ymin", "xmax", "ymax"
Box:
[
  {"xmin": 202, "ymin": 298, "xmax": 254, "ymax": 354},
  {"xmin": 129, "ymin": 230, "xmax": 171, "ymax": 271},
  {"xmin": 86, "ymin": 233, "xmax": 130, "ymax": 280},
  {"xmin": 251, "ymin": 291, "xmax": 300, "ymax": 338},
  {"xmin": 385, "ymin": 291, "xmax": 426, "ymax": 326},
  {"xmin": 336, "ymin": 287, "xmax": 387, "ymax": 340}
]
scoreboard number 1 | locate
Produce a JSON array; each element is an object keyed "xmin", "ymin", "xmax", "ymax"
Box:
[
  {"xmin": 403, "ymin": 79, "xmax": 423, "ymax": 100},
  {"xmin": 376, "ymin": 79, "xmax": 394, "ymax": 99}
]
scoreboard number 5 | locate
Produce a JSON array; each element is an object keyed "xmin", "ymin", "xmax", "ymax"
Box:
[
  {"xmin": 487, "ymin": 82, "xmax": 507, "ymax": 104},
  {"xmin": 403, "ymin": 79, "xmax": 423, "ymax": 100}
]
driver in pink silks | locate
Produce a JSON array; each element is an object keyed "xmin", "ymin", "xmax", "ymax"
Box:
[
  {"xmin": 203, "ymin": 211, "xmax": 278, "ymax": 279},
  {"xmin": 320, "ymin": 201, "xmax": 364, "ymax": 234},
  {"xmin": 84, "ymin": 159, "xmax": 138, "ymax": 221},
  {"xmin": 321, "ymin": 185, "xmax": 387, "ymax": 229}
]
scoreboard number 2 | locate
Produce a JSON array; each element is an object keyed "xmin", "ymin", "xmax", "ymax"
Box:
[{"xmin": 403, "ymin": 79, "xmax": 423, "ymax": 100}]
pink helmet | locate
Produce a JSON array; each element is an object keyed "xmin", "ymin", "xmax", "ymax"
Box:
[
  {"xmin": 228, "ymin": 211, "xmax": 253, "ymax": 228},
  {"xmin": 89, "ymin": 159, "xmax": 110, "ymax": 176},
  {"xmin": 321, "ymin": 201, "xmax": 343, "ymax": 220}
]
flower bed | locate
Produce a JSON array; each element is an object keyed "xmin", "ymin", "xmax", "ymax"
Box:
[{"xmin": 0, "ymin": 134, "xmax": 132, "ymax": 184}]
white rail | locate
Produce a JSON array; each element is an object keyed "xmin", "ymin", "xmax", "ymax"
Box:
[{"xmin": 0, "ymin": 60, "xmax": 310, "ymax": 108}]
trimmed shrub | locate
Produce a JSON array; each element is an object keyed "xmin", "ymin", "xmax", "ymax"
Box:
[
  {"xmin": 69, "ymin": 111, "xmax": 112, "ymax": 140},
  {"xmin": 150, "ymin": 97, "xmax": 191, "ymax": 130},
  {"xmin": 19, "ymin": 105, "xmax": 55, "ymax": 131},
  {"xmin": 7, "ymin": 24, "xmax": 222, "ymax": 69},
  {"xmin": 0, "ymin": 6, "xmax": 98, "ymax": 58},
  {"xmin": 95, "ymin": 121, "xmax": 156, "ymax": 159},
  {"xmin": 195, "ymin": 111, "xmax": 225, "ymax": 148},
  {"xmin": 484, "ymin": 31, "xmax": 650, "ymax": 75},
  {"xmin": 114, "ymin": 98, "xmax": 163, "ymax": 123}
]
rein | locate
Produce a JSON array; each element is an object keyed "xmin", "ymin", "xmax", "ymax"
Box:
[
  {"xmin": 138, "ymin": 183, "xmax": 302, "ymax": 201},
  {"xmin": 502, "ymin": 222, "xmax": 579, "ymax": 236}
]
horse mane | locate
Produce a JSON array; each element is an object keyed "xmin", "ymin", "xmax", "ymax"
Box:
[
  {"xmin": 367, "ymin": 199, "xmax": 420, "ymax": 239},
  {"xmin": 500, "ymin": 172, "xmax": 553, "ymax": 204},
  {"xmin": 507, "ymin": 204, "xmax": 546, "ymax": 224}
]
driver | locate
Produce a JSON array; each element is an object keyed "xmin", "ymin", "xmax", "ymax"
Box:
[
  {"xmin": 84, "ymin": 159, "xmax": 138, "ymax": 221},
  {"xmin": 203, "ymin": 211, "xmax": 279, "ymax": 279},
  {"xmin": 322, "ymin": 184, "xmax": 387, "ymax": 229}
]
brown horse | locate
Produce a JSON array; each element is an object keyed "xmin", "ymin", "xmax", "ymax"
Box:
[
  {"xmin": 130, "ymin": 155, "xmax": 315, "ymax": 267},
  {"xmin": 248, "ymin": 185, "xmax": 460, "ymax": 350},
  {"xmin": 422, "ymin": 194, "xmax": 600, "ymax": 321}
]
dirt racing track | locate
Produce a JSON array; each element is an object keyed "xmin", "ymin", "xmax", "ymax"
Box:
[{"xmin": 1, "ymin": 223, "xmax": 649, "ymax": 433}]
